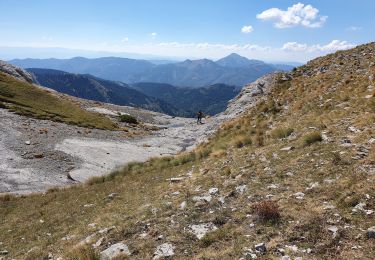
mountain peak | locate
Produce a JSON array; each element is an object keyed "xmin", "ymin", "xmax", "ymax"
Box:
[
  {"xmin": 226, "ymin": 53, "xmax": 244, "ymax": 58},
  {"xmin": 216, "ymin": 53, "xmax": 264, "ymax": 68}
]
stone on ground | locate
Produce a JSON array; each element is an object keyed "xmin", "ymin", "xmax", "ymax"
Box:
[
  {"xmin": 189, "ymin": 223, "xmax": 217, "ymax": 239},
  {"xmin": 153, "ymin": 243, "xmax": 175, "ymax": 259},
  {"xmin": 100, "ymin": 242, "xmax": 130, "ymax": 260}
]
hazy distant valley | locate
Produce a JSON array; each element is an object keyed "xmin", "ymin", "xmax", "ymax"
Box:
[
  {"xmin": 11, "ymin": 53, "xmax": 292, "ymax": 117},
  {"xmin": 11, "ymin": 53, "xmax": 293, "ymax": 87}
]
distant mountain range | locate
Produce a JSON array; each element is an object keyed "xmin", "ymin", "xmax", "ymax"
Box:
[
  {"xmin": 11, "ymin": 53, "xmax": 294, "ymax": 88},
  {"xmin": 131, "ymin": 82, "xmax": 240, "ymax": 117},
  {"xmin": 28, "ymin": 68, "xmax": 239, "ymax": 117}
]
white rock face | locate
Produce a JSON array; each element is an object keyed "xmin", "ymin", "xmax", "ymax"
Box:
[
  {"xmin": 153, "ymin": 243, "xmax": 175, "ymax": 259},
  {"xmin": 189, "ymin": 223, "xmax": 218, "ymax": 239},
  {"xmin": 100, "ymin": 242, "xmax": 130, "ymax": 260},
  {"xmin": 0, "ymin": 60, "xmax": 36, "ymax": 83},
  {"xmin": 223, "ymin": 74, "xmax": 276, "ymax": 118}
]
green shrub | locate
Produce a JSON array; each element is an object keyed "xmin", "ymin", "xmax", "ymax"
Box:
[
  {"xmin": 303, "ymin": 131, "xmax": 322, "ymax": 146},
  {"xmin": 118, "ymin": 114, "xmax": 138, "ymax": 124},
  {"xmin": 271, "ymin": 127, "xmax": 294, "ymax": 139}
]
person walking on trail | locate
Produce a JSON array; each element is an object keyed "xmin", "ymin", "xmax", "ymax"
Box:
[{"xmin": 197, "ymin": 110, "xmax": 204, "ymax": 124}]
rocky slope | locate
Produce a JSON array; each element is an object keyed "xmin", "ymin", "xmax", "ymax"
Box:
[
  {"xmin": 0, "ymin": 60, "xmax": 36, "ymax": 83},
  {"xmin": 0, "ymin": 43, "xmax": 374, "ymax": 259}
]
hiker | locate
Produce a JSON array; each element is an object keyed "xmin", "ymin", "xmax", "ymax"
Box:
[{"xmin": 196, "ymin": 110, "xmax": 204, "ymax": 124}]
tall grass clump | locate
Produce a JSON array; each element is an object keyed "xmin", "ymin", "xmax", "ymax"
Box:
[
  {"xmin": 271, "ymin": 127, "xmax": 294, "ymax": 139},
  {"xmin": 232, "ymin": 135, "xmax": 252, "ymax": 148},
  {"xmin": 303, "ymin": 131, "xmax": 322, "ymax": 146}
]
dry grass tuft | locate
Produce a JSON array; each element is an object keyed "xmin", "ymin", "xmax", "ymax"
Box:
[
  {"xmin": 232, "ymin": 135, "xmax": 252, "ymax": 148},
  {"xmin": 65, "ymin": 244, "xmax": 99, "ymax": 260},
  {"xmin": 252, "ymin": 200, "xmax": 281, "ymax": 222}
]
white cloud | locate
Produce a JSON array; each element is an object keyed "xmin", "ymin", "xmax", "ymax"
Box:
[
  {"xmin": 282, "ymin": 42, "xmax": 308, "ymax": 51},
  {"xmin": 282, "ymin": 40, "xmax": 355, "ymax": 52},
  {"xmin": 256, "ymin": 3, "xmax": 327, "ymax": 28},
  {"xmin": 150, "ymin": 32, "xmax": 157, "ymax": 37},
  {"xmin": 317, "ymin": 40, "xmax": 355, "ymax": 51},
  {"xmin": 347, "ymin": 26, "xmax": 362, "ymax": 31},
  {"xmin": 241, "ymin": 25, "xmax": 253, "ymax": 33},
  {"xmin": 121, "ymin": 37, "xmax": 129, "ymax": 43}
]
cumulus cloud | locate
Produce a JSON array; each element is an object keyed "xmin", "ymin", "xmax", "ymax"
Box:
[
  {"xmin": 282, "ymin": 42, "xmax": 308, "ymax": 51},
  {"xmin": 347, "ymin": 26, "xmax": 362, "ymax": 31},
  {"xmin": 150, "ymin": 32, "xmax": 157, "ymax": 37},
  {"xmin": 241, "ymin": 25, "xmax": 253, "ymax": 33},
  {"xmin": 121, "ymin": 37, "xmax": 129, "ymax": 43},
  {"xmin": 282, "ymin": 40, "xmax": 355, "ymax": 52},
  {"xmin": 257, "ymin": 3, "xmax": 327, "ymax": 28}
]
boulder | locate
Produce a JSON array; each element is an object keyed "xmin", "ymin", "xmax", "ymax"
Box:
[
  {"xmin": 153, "ymin": 243, "xmax": 175, "ymax": 259},
  {"xmin": 100, "ymin": 242, "xmax": 130, "ymax": 260},
  {"xmin": 367, "ymin": 226, "xmax": 375, "ymax": 239},
  {"xmin": 189, "ymin": 223, "xmax": 217, "ymax": 239},
  {"xmin": 255, "ymin": 243, "xmax": 266, "ymax": 253}
]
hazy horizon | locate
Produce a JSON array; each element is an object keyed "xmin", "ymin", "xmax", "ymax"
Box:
[{"xmin": 1, "ymin": 1, "xmax": 374, "ymax": 62}]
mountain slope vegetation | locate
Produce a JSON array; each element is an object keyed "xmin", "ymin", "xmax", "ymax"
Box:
[
  {"xmin": 28, "ymin": 68, "xmax": 182, "ymax": 116},
  {"xmin": 0, "ymin": 71, "xmax": 117, "ymax": 130},
  {"xmin": 0, "ymin": 43, "xmax": 374, "ymax": 259}
]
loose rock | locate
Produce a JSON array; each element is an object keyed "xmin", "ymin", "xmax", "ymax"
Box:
[
  {"xmin": 209, "ymin": 187, "xmax": 219, "ymax": 195},
  {"xmin": 236, "ymin": 185, "xmax": 247, "ymax": 194},
  {"xmin": 153, "ymin": 243, "xmax": 175, "ymax": 259},
  {"xmin": 189, "ymin": 223, "xmax": 217, "ymax": 239},
  {"xmin": 100, "ymin": 242, "xmax": 130, "ymax": 260},
  {"xmin": 367, "ymin": 226, "xmax": 375, "ymax": 239},
  {"xmin": 294, "ymin": 192, "xmax": 305, "ymax": 200},
  {"xmin": 255, "ymin": 243, "xmax": 266, "ymax": 253}
]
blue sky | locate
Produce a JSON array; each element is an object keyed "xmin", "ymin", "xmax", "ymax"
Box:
[{"xmin": 0, "ymin": 0, "xmax": 374, "ymax": 62}]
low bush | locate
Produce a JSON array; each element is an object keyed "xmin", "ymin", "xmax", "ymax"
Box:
[
  {"xmin": 118, "ymin": 114, "xmax": 138, "ymax": 124},
  {"xmin": 303, "ymin": 131, "xmax": 322, "ymax": 146}
]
